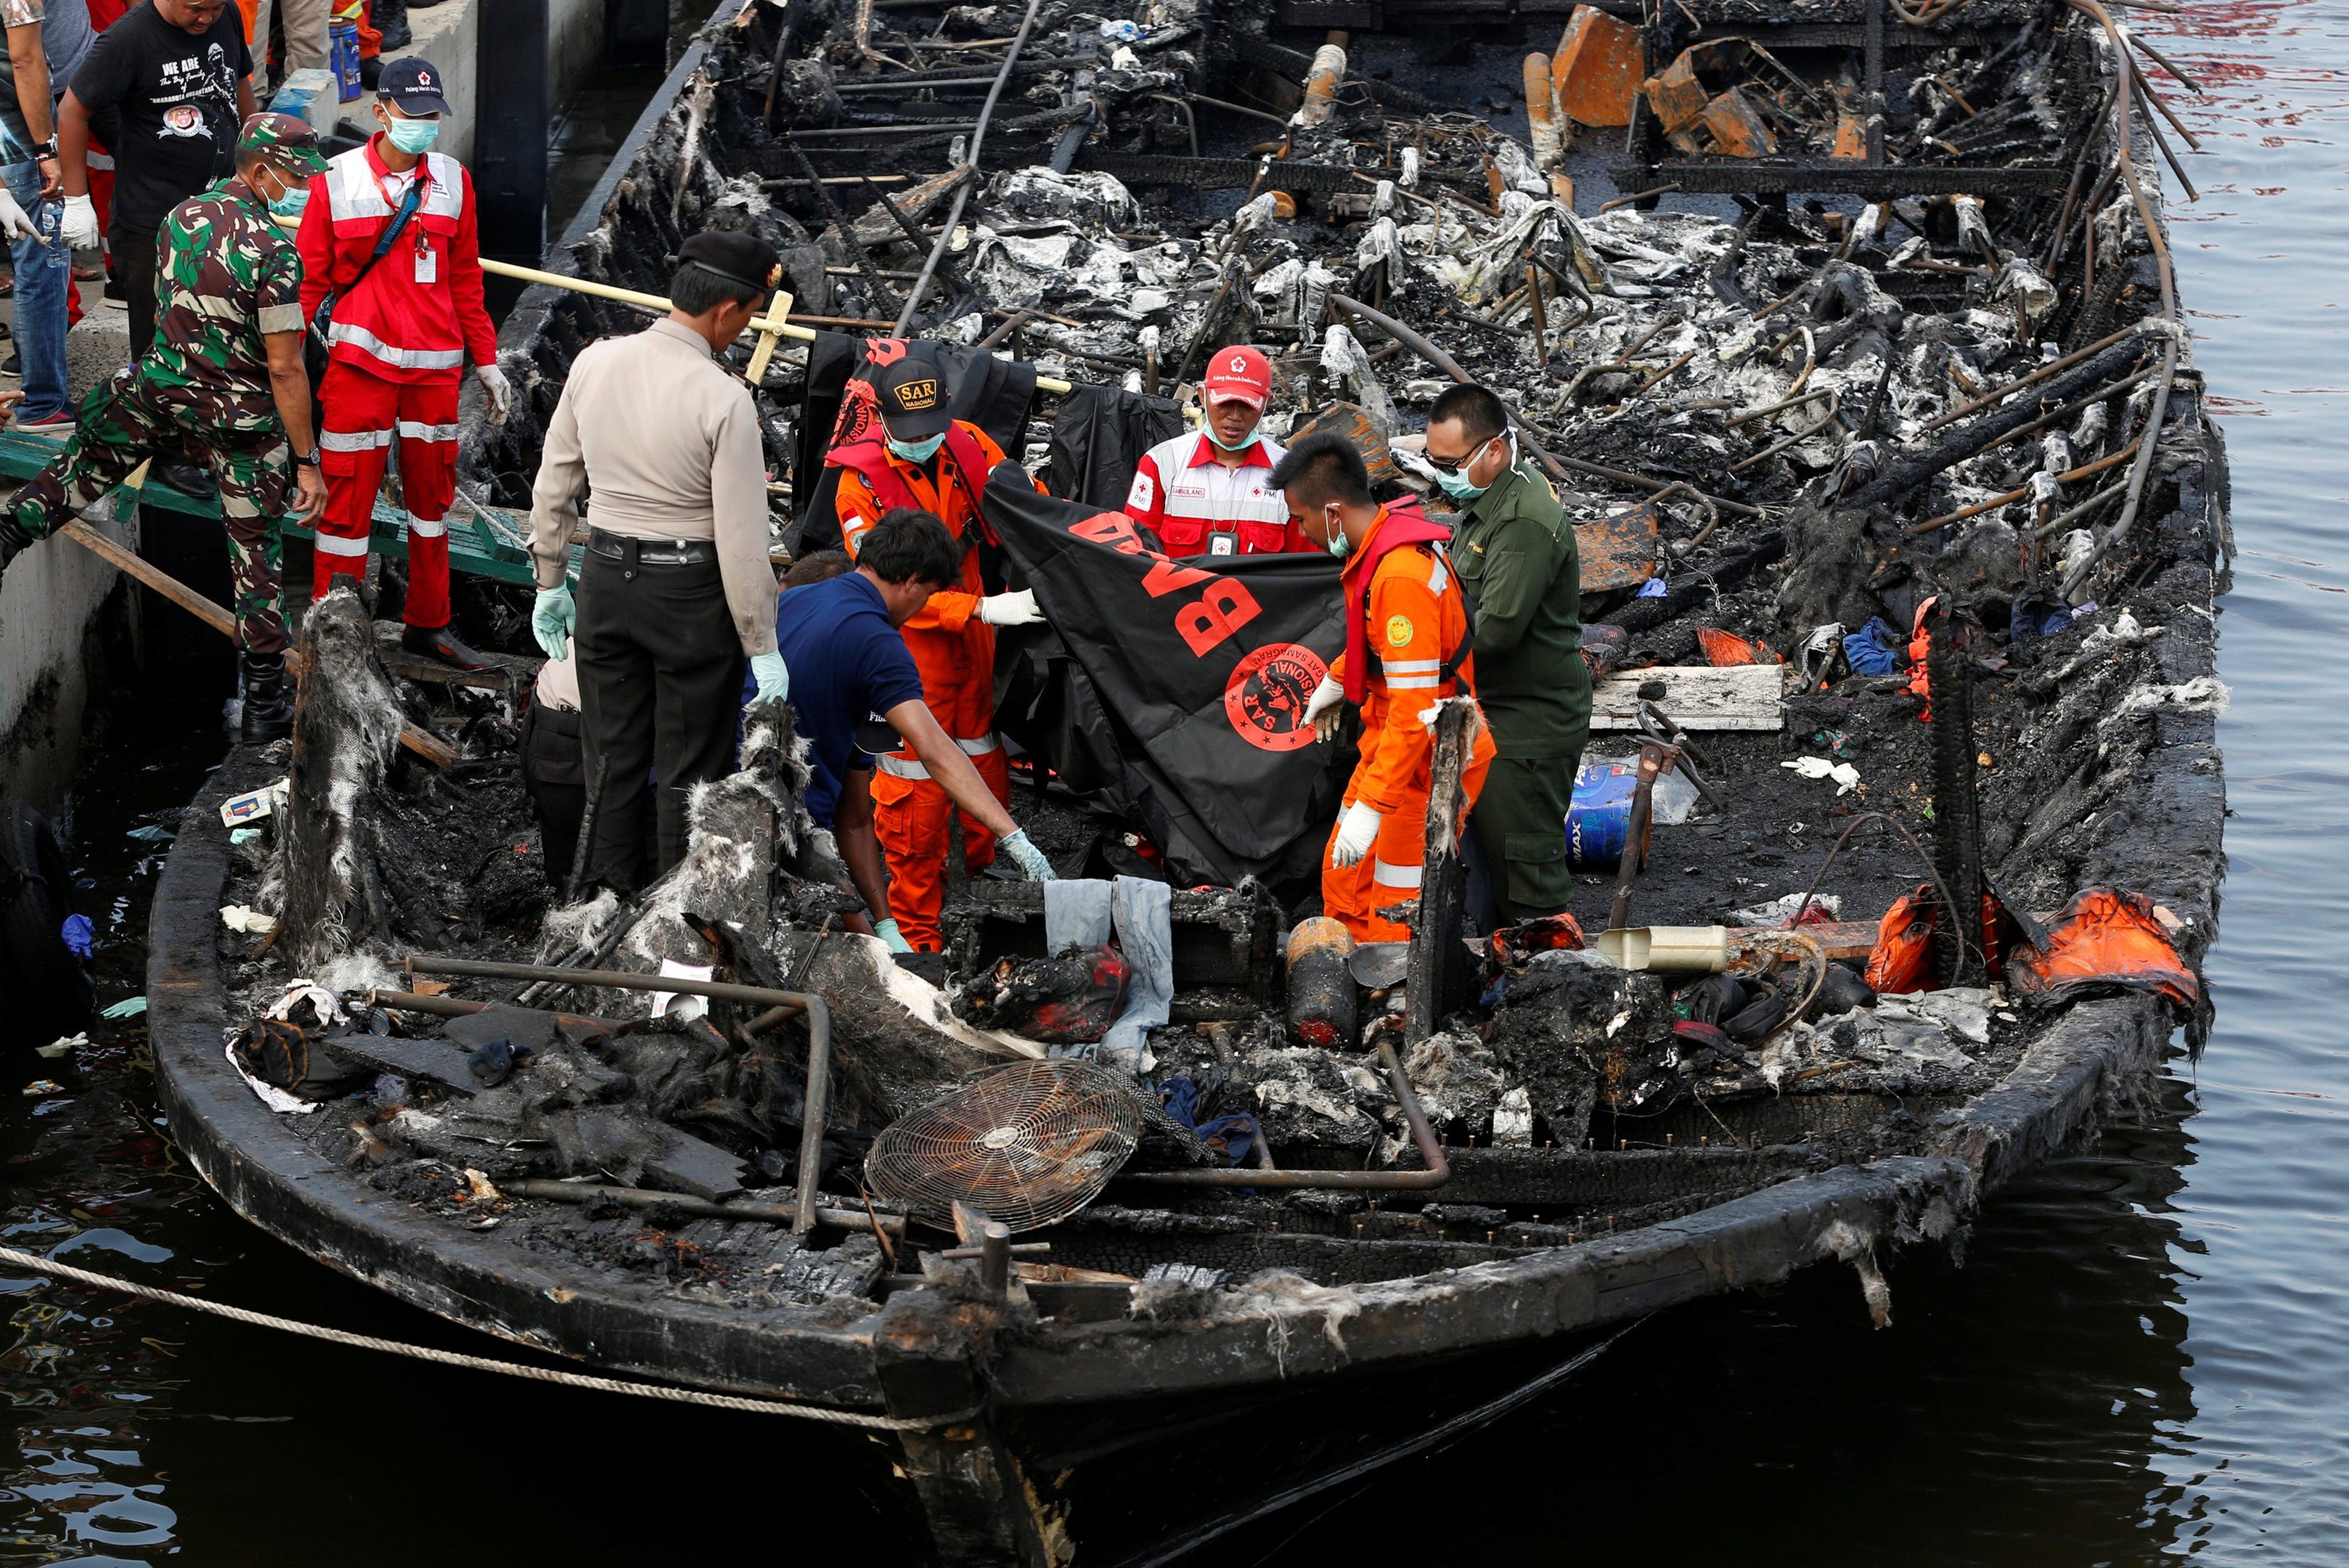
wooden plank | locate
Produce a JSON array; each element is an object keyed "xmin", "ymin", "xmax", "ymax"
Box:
[
  {"xmin": 55, "ymin": 522, "xmax": 458, "ymax": 767},
  {"xmin": 1590, "ymin": 664, "xmax": 1783, "ymax": 731}
]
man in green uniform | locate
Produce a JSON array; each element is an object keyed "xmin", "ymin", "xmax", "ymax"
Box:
[
  {"xmin": 1422, "ymin": 383, "xmax": 1591, "ymax": 926},
  {"xmin": 0, "ymin": 113, "xmax": 330, "ymax": 743}
]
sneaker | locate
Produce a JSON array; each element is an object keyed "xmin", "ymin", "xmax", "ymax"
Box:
[
  {"xmin": 1, "ymin": 354, "xmax": 17, "ymax": 377},
  {"xmin": 15, "ymin": 409, "xmax": 73, "ymax": 436},
  {"xmin": 400, "ymin": 622, "xmax": 492, "ymax": 671}
]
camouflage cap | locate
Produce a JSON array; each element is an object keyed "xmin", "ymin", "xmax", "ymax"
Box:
[{"xmin": 237, "ymin": 113, "xmax": 331, "ymax": 178}]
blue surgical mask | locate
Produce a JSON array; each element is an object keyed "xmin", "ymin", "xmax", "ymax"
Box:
[
  {"xmin": 269, "ymin": 183, "xmax": 309, "ymax": 219},
  {"xmin": 383, "ymin": 115, "xmax": 441, "ymax": 154},
  {"xmin": 1205, "ymin": 420, "xmax": 1258, "ymax": 453},
  {"xmin": 1323, "ymin": 517, "xmax": 1350, "ymax": 560},
  {"xmin": 1429, "ymin": 433, "xmax": 1506, "ymax": 502},
  {"xmin": 1433, "ymin": 467, "xmax": 1487, "ymax": 502},
  {"xmin": 887, "ymin": 433, "xmax": 946, "ymax": 464}
]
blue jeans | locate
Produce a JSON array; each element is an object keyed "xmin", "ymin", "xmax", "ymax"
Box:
[{"xmin": 2, "ymin": 160, "xmax": 68, "ymax": 421}]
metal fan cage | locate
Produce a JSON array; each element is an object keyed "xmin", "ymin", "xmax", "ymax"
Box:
[{"xmin": 864, "ymin": 1059, "xmax": 1145, "ymax": 1233}]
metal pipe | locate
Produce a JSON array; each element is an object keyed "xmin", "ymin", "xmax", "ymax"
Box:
[
  {"xmin": 404, "ymin": 954, "xmax": 814, "ymax": 1013},
  {"xmin": 506, "ymin": 1178, "xmax": 903, "ymax": 1234},
  {"xmin": 891, "ymin": 0, "xmax": 1045, "ymax": 335},
  {"xmin": 979, "ymin": 1222, "xmax": 1013, "ymax": 1297},
  {"xmin": 365, "ymin": 988, "xmax": 491, "ymax": 1018},
  {"xmin": 1118, "ymin": 1043, "xmax": 1450, "ymax": 1190},
  {"xmin": 793, "ymin": 997, "xmax": 833, "ymax": 1233}
]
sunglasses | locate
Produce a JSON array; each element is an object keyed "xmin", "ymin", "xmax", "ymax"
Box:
[{"xmin": 1423, "ymin": 433, "xmax": 1498, "ymax": 475}]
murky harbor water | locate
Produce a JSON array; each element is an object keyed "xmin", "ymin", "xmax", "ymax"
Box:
[{"xmin": 0, "ymin": 1, "xmax": 2342, "ymax": 1561}]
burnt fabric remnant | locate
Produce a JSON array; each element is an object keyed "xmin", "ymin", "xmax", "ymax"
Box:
[{"xmin": 147, "ymin": 0, "xmax": 2239, "ymax": 1559}]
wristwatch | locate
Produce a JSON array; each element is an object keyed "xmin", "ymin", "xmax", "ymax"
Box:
[
  {"xmin": 293, "ymin": 449, "xmax": 321, "ymax": 468},
  {"xmin": 30, "ymin": 139, "xmax": 55, "ymax": 159}
]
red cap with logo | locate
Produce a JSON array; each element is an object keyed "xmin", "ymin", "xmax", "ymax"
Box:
[{"xmin": 1201, "ymin": 345, "xmax": 1272, "ymax": 411}]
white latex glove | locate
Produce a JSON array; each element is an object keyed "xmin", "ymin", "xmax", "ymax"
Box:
[
  {"xmin": 1001, "ymin": 828, "xmax": 1057, "ymax": 881},
  {"xmin": 475, "ymin": 363, "xmax": 513, "ymax": 421},
  {"xmin": 873, "ymin": 917, "xmax": 913, "ymax": 954},
  {"xmin": 60, "ymin": 193, "xmax": 97, "ymax": 251},
  {"xmin": 1304, "ymin": 676, "xmax": 1346, "ymax": 744},
  {"xmin": 748, "ymin": 650, "xmax": 789, "ymax": 704},
  {"xmin": 978, "ymin": 589, "xmax": 1045, "ymax": 627},
  {"xmin": 0, "ymin": 187, "xmax": 35, "ymax": 242},
  {"xmin": 531, "ymin": 585, "xmax": 576, "ymax": 660},
  {"xmin": 1330, "ymin": 800, "xmax": 1381, "ymax": 868}
]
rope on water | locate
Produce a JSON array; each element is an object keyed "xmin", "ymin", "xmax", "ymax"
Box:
[{"xmin": 0, "ymin": 1244, "xmax": 962, "ymax": 1430}]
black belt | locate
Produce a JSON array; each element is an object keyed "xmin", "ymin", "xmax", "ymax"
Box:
[{"xmin": 587, "ymin": 528, "xmax": 718, "ymax": 568}]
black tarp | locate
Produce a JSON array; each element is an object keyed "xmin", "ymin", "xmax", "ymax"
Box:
[
  {"xmin": 984, "ymin": 468, "xmax": 1349, "ymax": 888},
  {"xmin": 1043, "ymin": 383, "xmax": 1184, "ymax": 507},
  {"xmin": 785, "ymin": 332, "xmax": 1039, "ymax": 556}
]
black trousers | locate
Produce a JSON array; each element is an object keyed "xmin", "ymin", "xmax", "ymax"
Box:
[
  {"xmin": 111, "ymin": 221, "xmax": 158, "ymax": 361},
  {"xmin": 519, "ymin": 697, "xmax": 587, "ymax": 884},
  {"xmin": 575, "ymin": 548, "xmax": 745, "ymax": 891}
]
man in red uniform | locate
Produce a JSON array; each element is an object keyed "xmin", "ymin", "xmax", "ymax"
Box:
[
  {"xmin": 1122, "ymin": 343, "xmax": 1310, "ymax": 558},
  {"xmin": 296, "ymin": 55, "xmax": 509, "ymax": 667},
  {"xmin": 825, "ymin": 353, "xmax": 1052, "ymax": 950},
  {"xmin": 1273, "ymin": 432, "xmax": 1495, "ymax": 943}
]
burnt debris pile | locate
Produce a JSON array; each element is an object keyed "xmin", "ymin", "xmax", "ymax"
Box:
[{"xmin": 187, "ymin": 0, "xmax": 2227, "ymax": 1319}]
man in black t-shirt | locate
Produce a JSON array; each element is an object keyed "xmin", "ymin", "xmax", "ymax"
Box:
[{"xmin": 56, "ymin": 0, "xmax": 251, "ymax": 366}]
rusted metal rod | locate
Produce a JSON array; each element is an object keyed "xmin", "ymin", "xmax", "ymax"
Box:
[
  {"xmin": 507, "ymin": 1179, "xmax": 902, "ymax": 1235},
  {"xmin": 1919, "ymin": 319, "xmax": 2144, "ymax": 433},
  {"xmin": 1119, "ymin": 1042, "xmax": 1450, "ymax": 1190}
]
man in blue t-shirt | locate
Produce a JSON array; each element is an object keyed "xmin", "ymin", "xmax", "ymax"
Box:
[{"xmin": 775, "ymin": 506, "xmax": 1055, "ymax": 950}]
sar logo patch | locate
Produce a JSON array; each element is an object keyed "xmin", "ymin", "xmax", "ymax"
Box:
[
  {"xmin": 1385, "ymin": 614, "xmax": 1414, "ymax": 648},
  {"xmin": 1224, "ymin": 642, "xmax": 1329, "ymax": 753}
]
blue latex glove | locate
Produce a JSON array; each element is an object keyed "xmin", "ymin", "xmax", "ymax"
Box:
[
  {"xmin": 532, "ymin": 585, "xmax": 576, "ymax": 660},
  {"xmin": 1001, "ymin": 828, "xmax": 1057, "ymax": 881},
  {"xmin": 748, "ymin": 650, "xmax": 790, "ymax": 705},
  {"xmin": 873, "ymin": 917, "xmax": 913, "ymax": 954}
]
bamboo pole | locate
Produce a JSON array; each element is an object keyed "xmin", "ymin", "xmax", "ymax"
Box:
[{"xmin": 474, "ymin": 256, "xmax": 1074, "ymax": 393}]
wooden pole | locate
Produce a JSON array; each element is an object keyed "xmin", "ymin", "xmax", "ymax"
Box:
[
  {"xmin": 55, "ymin": 521, "xmax": 456, "ymax": 767},
  {"xmin": 1404, "ymin": 700, "xmax": 1482, "ymax": 1045}
]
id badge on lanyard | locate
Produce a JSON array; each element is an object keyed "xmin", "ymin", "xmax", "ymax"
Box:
[
  {"xmin": 1209, "ymin": 531, "xmax": 1236, "ymax": 557},
  {"xmin": 413, "ymin": 229, "xmax": 438, "ymax": 285}
]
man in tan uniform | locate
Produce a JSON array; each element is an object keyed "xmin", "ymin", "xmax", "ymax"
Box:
[{"xmin": 526, "ymin": 229, "xmax": 788, "ymax": 891}]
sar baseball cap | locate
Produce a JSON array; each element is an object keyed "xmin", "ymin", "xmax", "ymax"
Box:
[
  {"xmin": 376, "ymin": 57, "xmax": 452, "ymax": 116},
  {"xmin": 1202, "ymin": 344, "xmax": 1272, "ymax": 410},
  {"xmin": 875, "ymin": 354, "xmax": 953, "ymax": 441}
]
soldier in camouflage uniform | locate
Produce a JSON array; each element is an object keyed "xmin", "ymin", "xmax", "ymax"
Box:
[{"xmin": 0, "ymin": 113, "xmax": 331, "ymax": 742}]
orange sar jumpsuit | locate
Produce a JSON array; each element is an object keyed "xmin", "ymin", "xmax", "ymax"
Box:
[
  {"xmin": 828, "ymin": 420, "xmax": 1045, "ymax": 950},
  {"xmin": 1324, "ymin": 504, "xmax": 1497, "ymax": 943}
]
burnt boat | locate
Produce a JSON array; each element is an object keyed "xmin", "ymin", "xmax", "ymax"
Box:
[{"xmin": 145, "ymin": 0, "xmax": 2229, "ymax": 1560}]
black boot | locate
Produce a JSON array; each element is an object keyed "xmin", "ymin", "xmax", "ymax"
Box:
[
  {"xmin": 240, "ymin": 651, "xmax": 294, "ymax": 744},
  {"xmin": 401, "ymin": 621, "xmax": 491, "ymax": 671},
  {"xmin": 374, "ymin": 0, "xmax": 411, "ymax": 48}
]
